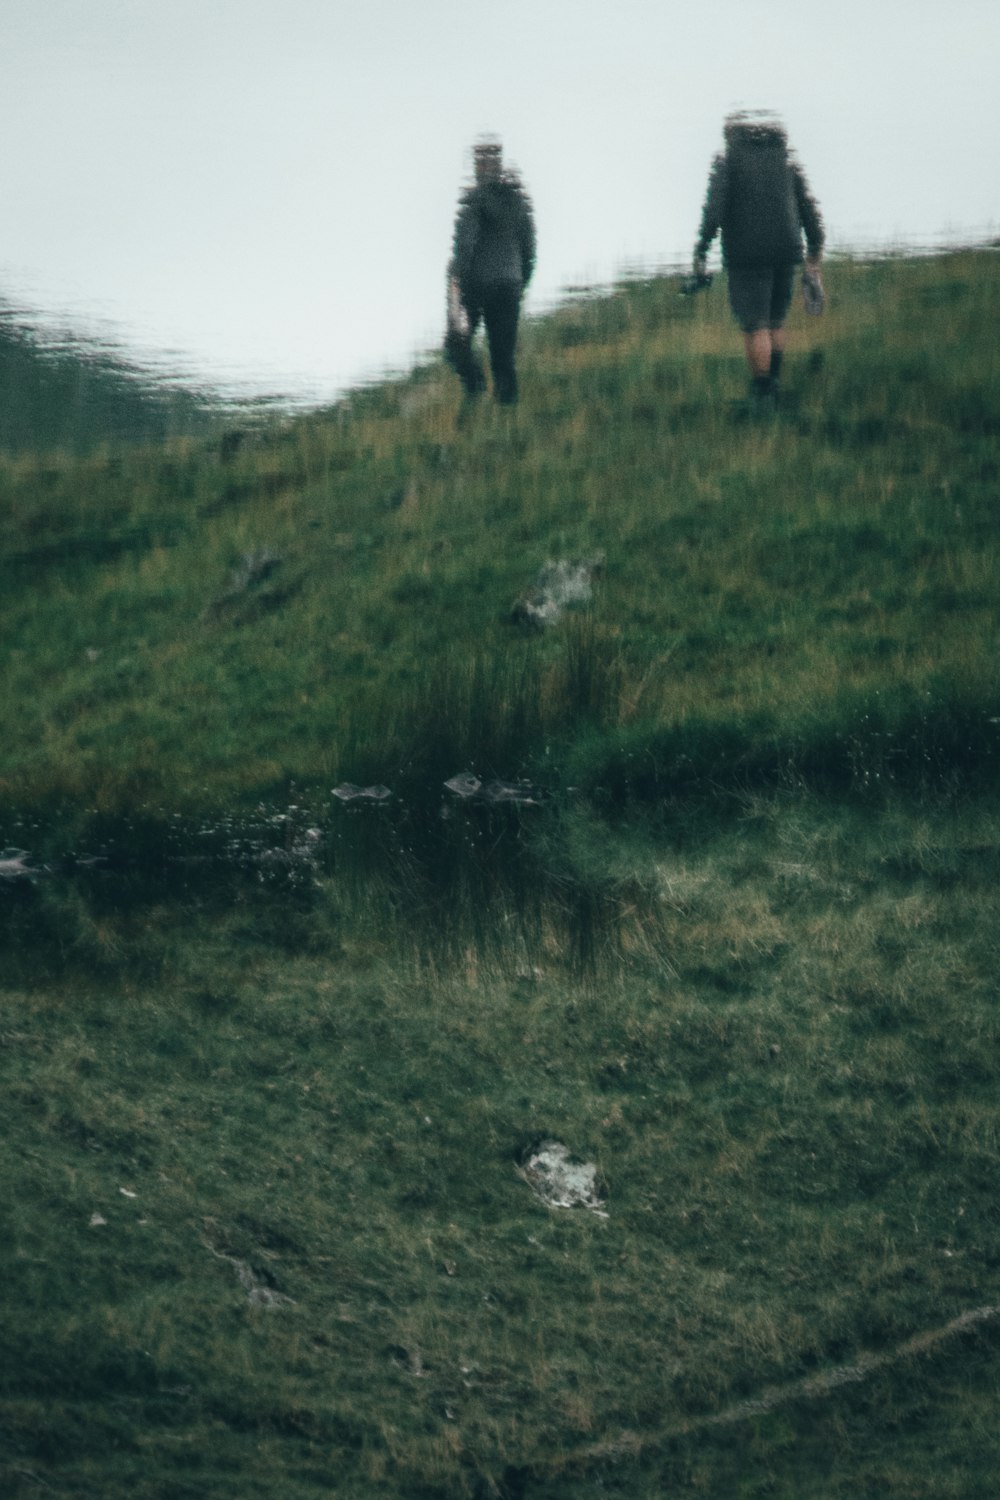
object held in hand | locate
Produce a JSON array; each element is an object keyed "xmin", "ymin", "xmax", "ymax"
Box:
[
  {"xmin": 447, "ymin": 275, "xmax": 470, "ymax": 337},
  {"xmin": 802, "ymin": 269, "xmax": 825, "ymax": 315},
  {"xmin": 680, "ymin": 271, "xmax": 713, "ymax": 296}
]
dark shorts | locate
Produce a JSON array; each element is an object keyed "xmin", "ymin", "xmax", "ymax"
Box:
[{"xmin": 727, "ymin": 264, "xmax": 796, "ymax": 333}]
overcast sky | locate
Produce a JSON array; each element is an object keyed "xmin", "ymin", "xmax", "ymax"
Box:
[{"xmin": 2, "ymin": 0, "xmax": 997, "ymax": 402}]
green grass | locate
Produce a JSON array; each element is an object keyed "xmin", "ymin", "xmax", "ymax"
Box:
[
  {"xmin": 2, "ymin": 249, "xmax": 998, "ymax": 824},
  {"xmin": 3, "ymin": 248, "xmax": 1000, "ymax": 1497},
  {"xmin": 3, "ymin": 797, "xmax": 1000, "ymax": 1496},
  {"xmin": 0, "ymin": 304, "xmax": 224, "ymax": 454}
]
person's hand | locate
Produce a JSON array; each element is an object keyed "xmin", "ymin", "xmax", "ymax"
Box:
[
  {"xmin": 693, "ymin": 255, "xmax": 708, "ymax": 280},
  {"xmin": 802, "ymin": 263, "xmax": 825, "ymax": 315}
]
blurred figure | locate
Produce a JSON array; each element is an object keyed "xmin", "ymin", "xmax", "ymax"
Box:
[
  {"xmin": 693, "ymin": 112, "xmax": 824, "ymax": 403},
  {"xmin": 445, "ymin": 138, "xmax": 536, "ymax": 407}
]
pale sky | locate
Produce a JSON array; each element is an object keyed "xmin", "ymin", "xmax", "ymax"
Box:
[{"xmin": 1, "ymin": 0, "xmax": 997, "ymax": 402}]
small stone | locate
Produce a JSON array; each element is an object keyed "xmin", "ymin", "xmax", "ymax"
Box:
[{"xmin": 520, "ymin": 1140, "xmax": 608, "ymax": 1217}]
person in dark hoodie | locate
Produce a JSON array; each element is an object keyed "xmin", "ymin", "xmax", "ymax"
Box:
[
  {"xmin": 693, "ymin": 111, "xmax": 824, "ymax": 402},
  {"xmin": 445, "ymin": 138, "xmax": 536, "ymax": 407}
]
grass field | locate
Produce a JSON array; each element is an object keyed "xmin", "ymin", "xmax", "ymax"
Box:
[{"xmin": 2, "ymin": 248, "xmax": 1000, "ymax": 1497}]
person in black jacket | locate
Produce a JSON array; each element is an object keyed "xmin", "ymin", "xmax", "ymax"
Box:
[
  {"xmin": 445, "ymin": 138, "xmax": 536, "ymax": 406},
  {"xmin": 693, "ymin": 112, "xmax": 824, "ymax": 401}
]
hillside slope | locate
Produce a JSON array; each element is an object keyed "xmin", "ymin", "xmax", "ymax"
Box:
[
  {"xmin": 0, "ymin": 302, "xmax": 220, "ymax": 454},
  {"xmin": 2, "ymin": 250, "xmax": 999, "ymax": 828},
  {"xmin": 3, "ymin": 250, "xmax": 1000, "ymax": 1500}
]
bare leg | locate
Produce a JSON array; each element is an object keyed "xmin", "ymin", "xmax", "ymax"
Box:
[{"xmin": 744, "ymin": 328, "xmax": 773, "ymax": 378}]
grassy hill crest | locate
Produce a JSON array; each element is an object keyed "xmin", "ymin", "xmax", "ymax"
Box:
[{"xmin": 2, "ymin": 249, "xmax": 998, "ymax": 834}]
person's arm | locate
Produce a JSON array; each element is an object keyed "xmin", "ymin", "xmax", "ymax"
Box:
[
  {"xmin": 693, "ymin": 154, "xmax": 726, "ymax": 274},
  {"xmin": 518, "ymin": 191, "xmax": 537, "ymax": 287},
  {"xmin": 451, "ymin": 192, "xmax": 480, "ymax": 288},
  {"xmin": 792, "ymin": 162, "xmax": 824, "ymax": 272}
]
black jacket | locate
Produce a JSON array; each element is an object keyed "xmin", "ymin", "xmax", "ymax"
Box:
[
  {"xmin": 451, "ymin": 176, "xmax": 536, "ymax": 296},
  {"xmin": 695, "ymin": 134, "xmax": 824, "ymax": 269}
]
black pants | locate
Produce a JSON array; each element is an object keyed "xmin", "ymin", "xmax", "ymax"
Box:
[{"xmin": 445, "ymin": 283, "xmax": 522, "ymax": 405}]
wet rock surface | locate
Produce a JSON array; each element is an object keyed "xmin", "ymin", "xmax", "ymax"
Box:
[
  {"xmin": 0, "ymin": 850, "xmax": 43, "ymax": 881},
  {"xmin": 331, "ymin": 783, "xmax": 393, "ymax": 803},
  {"xmin": 205, "ymin": 549, "xmax": 301, "ymax": 622},
  {"xmin": 512, "ymin": 556, "xmax": 604, "ymax": 628},
  {"xmin": 203, "ymin": 1230, "xmax": 296, "ymax": 1311},
  {"xmin": 443, "ymin": 773, "xmax": 541, "ymax": 806},
  {"xmin": 519, "ymin": 1140, "xmax": 608, "ymax": 1216}
]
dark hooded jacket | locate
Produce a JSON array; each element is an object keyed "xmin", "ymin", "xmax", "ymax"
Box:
[
  {"xmin": 695, "ymin": 126, "xmax": 824, "ymax": 269},
  {"xmin": 451, "ymin": 175, "xmax": 536, "ymax": 297}
]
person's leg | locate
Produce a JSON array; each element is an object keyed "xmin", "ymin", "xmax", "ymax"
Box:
[
  {"xmin": 766, "ymin": 267, "xmax": 795, "ymax": 392},
  {"xmin": 728, "ymin": 268, "xmax": 774, "ymax": 393},
  {"xmin": 444, "ymin": 301, "xmax": 486, "ymax": 397},
  {"xmin": 744, "ymin": 328, "xmax": 773, "ymax": 379},
  {"xmin": 482, "ymin": 285, "xmax": 522, "ymax": 405}
]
